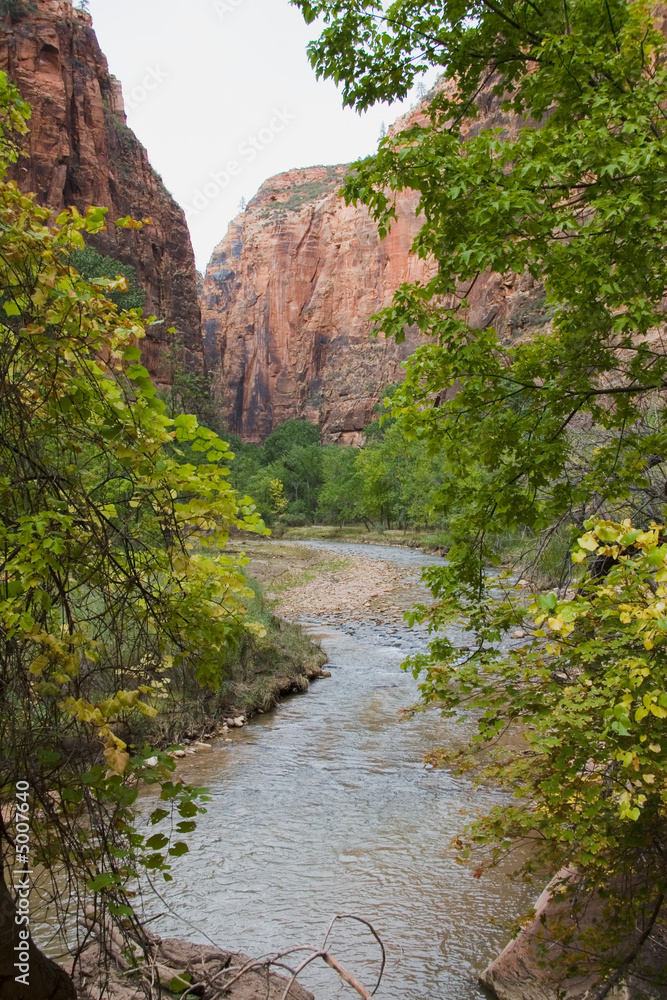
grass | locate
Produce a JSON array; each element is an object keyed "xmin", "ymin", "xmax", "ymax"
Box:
[{"xmin": 124, "ymin": 574, "xmax": 327, "ymax": 749}]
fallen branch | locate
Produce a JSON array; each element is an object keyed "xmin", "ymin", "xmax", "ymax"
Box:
[{"xmin": 322, "ymin": 953, "xmax": 373, "ymax": 1000}]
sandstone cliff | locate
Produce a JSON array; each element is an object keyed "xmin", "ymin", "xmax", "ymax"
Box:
[
  {"xmin": 202, "ymin": 89, "xmax": 548, "ymax": 443},
  {"xmin": 0, "ymin": 0, "xmax": 202, "ymax": 384},
  {"xmin": 201, "ymin": 164, "xmax": 433, "ymax": 443}
]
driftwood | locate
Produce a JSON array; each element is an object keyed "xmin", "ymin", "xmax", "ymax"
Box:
[{"xmin": 72, "ymin": 911, "xmax": 385, "ymax": 1000}]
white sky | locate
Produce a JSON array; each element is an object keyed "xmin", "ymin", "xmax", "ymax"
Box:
[{"xmin": 86, "ymin": 0, "xmax": 432, "ymax": 271}]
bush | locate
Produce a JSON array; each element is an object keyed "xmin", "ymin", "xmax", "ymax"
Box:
[{"xmin": 69, "ymin": 246, "xmax": 146, "ymax": 312}]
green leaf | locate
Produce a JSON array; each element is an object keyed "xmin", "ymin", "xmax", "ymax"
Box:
[{"xmin": 168, "ymin": 841, "xmax": 189, "ymax": 857}]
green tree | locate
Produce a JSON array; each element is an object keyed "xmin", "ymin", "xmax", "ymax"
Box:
[
  {"xmin": 263, "ymin": 418, "xmax": 321, "ymax": 463},
  {"xmin": 317, "ymin": 446, "xmax": 363, "ymax": 525},
  {"xmin": 276, "ymin": 443, "xmax": 324, "ymax": 522},
  {"xmin": 294, "ymin": 0, "xmax": 667, "ymax": 983},
  {"xmin": 0, "ymin": 71, "xmax": 266, "ymax": 993},
  {"xmin": 69, "ymin": 246, "xmax": 146, "ymax": 312}
]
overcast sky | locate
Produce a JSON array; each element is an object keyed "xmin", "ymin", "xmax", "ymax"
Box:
[{"xmin": 86, "ymin": 0, "xmax": 432, "ymax": 271}]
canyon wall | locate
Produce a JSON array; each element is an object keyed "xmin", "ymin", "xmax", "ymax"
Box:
[
  {"xmin": 0, "ymin": 0, "xmax": 202, "ymax": 384},
  {"xmin": 202, "ymin": 165, "xmax": 436, "ymax": 444},
  {"xmin": 202, "ymin": 89, "xmax": 547, "ymax": 443}
]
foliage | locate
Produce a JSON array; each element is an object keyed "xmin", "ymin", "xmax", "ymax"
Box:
[
  {"xmin": 228, "ymin": 420, "xmax": 324, "ymax": 526},
  {"xmin": 270, "ymin": 477, "xmax": 289, "ymax": 517},
  {"xmin": 293, "ymin": 0, "xmax": 667, "ymax": 981},
  {"xmin": 294, "ymin": 0, "xmax": 667, "ymax": 581},
  {"xmin": 263, "ymin": 418, "xmax": 321, "ymax": 462},
  {"xmin": 228, "ymin": 413, "xmax": 451, "ymax": 531},
  {"xmin": 157, "ymin": 329, "xmax": 223, "ymax": 430},
  {"xmin": 316, "ymin": 446, "xmax": 363, "ymax": 525},
  {"xmin": 411, "ymin": 521, "xmax": 667, "ymax": 984},
  {"xmin": 0, "ymin": 70, "xmax": 266, "ymax": 960},
  {"xmin": 0, "ymin": 0, "xmax": 34, "ymax": 23},
  {"xmin": 69, "ymin": 246, "xmax": 146, "ymax": 312}
]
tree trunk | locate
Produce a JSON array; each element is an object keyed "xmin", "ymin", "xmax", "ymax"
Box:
[{"xmin": 0, "ymin": 873, "xmax": 76, "ymax": 999}]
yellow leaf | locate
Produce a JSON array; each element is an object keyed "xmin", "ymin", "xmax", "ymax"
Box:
[
  {"xmin": 29, "ymin": 653, "xmax": 49, "ymax": 675},
  {"xmin": 643, "ymin": 774, "xmax": 656, "ymax": 784},
  {"xmin": 104, "ymin": 746, "xmax": 130, "ymax": 775}
]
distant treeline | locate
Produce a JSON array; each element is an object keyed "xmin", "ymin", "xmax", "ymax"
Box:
[{"xmin": 224, "ymin": 394, "xmax": 447, "ymax": 530}]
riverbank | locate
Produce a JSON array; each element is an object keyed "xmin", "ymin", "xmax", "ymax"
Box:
[
  {"xmin": 68, "ymin": 929, "xmax": 315, "ymax": 1000},
  {"xmin": 130, "ymin": 577, "xmax": 328, "ymax": 750},
  {"xmin": 113, "ymin": 538, "xmax": 666, "ymax": 1000},
  {"xmin": 277, "ymin": 524, "xmax": 450, "ymax": 556}
]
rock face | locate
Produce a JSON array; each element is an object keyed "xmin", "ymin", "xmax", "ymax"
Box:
[
  {"xmin": 201, "ymin": 93, "xmax": 549, "ymax": 443},
  {"xmin": 0, "ymin": 0, "xmax": 202, "ymax": 384},
  {"xmin": 480, "ymin": 871, "xmax": 667, "ymax": 1000},
  {"xmin": 202, "ymin": 164, "xmax": 435, "ymax": 443}
]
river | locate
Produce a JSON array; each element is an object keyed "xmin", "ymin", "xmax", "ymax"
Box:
[{"xmin": 145, "ymin": 542, "xmax": 534, "ymax": 1000}]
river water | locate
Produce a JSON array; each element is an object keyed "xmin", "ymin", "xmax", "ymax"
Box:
[{"xmin": 146, "ymin": 542, "xmax": 534, "ymax": 1000}]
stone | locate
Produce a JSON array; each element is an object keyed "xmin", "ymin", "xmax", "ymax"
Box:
[
  {"xmin": 480, "ymin": 870, "xmax": 667, "ymax": 1000},
  {"xmin": 202, "ymin": 85, "xmax": 551, "ymax": 443},
  {"xmin": 202, "ymin": 164, "xmax": 434, "ymax": 443},
  {"xmin": 1, "ymin": 0, "xmax": 203, "ymax": 391}
]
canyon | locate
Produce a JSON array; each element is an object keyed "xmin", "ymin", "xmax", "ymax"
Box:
[
  {"xmin": 201, "ymin": 96, "xmax": 550, "ymax": 443},
  {"xmin": 0, "ymin": 0, "xmax": 203, "ymax": 385},
  {"xmin": 0, "ymin": 2, "xmax": 549, "ymax": 442}
]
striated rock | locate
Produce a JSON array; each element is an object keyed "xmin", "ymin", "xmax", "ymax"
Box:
[
  {"xmin": 202, "ymin": 163, "xmax": 435, "ymax": 443},
  {"xmin": 0, "ymin": 0, "xmax": 202, "ymax": 386},
  {"xmin": 202, "ymin": 86, "xmax": 550, "ymax": 443}
]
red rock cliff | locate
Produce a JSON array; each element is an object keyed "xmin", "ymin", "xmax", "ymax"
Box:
[
  {"xmin": 201, "ymin": 96, "xmax": 546, "ymax": 443},
  {"xmin": 202, "ymin": 164, "xmax": 435, "ymax": 444},
  {"xmin": 0, "ymin": 0, "xmax": 202, "ymax": 384}
]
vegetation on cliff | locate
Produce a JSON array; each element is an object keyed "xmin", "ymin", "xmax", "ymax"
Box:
[{"xmin": 295, "ymin": 0, "xmax": 667, "ymax": 988}]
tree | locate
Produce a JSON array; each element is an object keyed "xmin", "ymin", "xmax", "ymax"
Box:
[
  {"xmin": 0, "ymin": 0, "xmax": 32, "ymax": 22},
  {"xmin": 0, "ymin": 70, "xmax": 266, "ymax": 992},
  {"xmin": 293, "ymin": 0, "xmax": 667, "ymax": 984},
  {"xmin": 263, "ymin": 418, "xmax": 321, "ymax": 463},
  {"xmin": 317, "ymin": 446, "xmax": 363, "ymax": 525}
]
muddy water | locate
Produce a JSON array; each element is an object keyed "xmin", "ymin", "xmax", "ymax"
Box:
[{"xmin": 148, "ymin": 543, "xmax": 534, "ymax": 1000}]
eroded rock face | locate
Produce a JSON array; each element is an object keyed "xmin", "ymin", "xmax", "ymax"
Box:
[
  {"xmin": 202, "ymin": 164, "xmax": 436, "ymax": 443},
  {"xmin": 0, "ymin": 0, "xmax": 202, "ymax": 385},
  {"xmin": 201, "ymin": 96, "xmax": 549, "ymax": 443}
]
